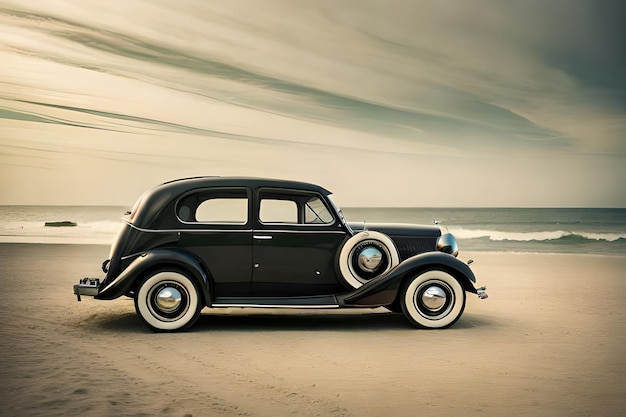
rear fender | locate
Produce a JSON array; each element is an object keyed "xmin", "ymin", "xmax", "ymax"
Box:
[
  {"xmin": 339, "ymin": 252, "xmax": 477, "ymax": 307},
  {"xmin": 95, "ymin": 248, "xmax": 212, "ymax": 304}
]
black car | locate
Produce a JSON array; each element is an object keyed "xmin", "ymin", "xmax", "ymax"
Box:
[{"xmin": 74, "ymin": 177, "xmax": 487, "ymax": 331}]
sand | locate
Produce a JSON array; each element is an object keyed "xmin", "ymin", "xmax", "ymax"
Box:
[{"xmin": 1, "ymin": 243, "xmax": 625, "ymax": 417}]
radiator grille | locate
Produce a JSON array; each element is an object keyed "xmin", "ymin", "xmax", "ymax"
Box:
[{"xmin": 393, "ymin": 237, "xmax": 436, "ymax": 261}]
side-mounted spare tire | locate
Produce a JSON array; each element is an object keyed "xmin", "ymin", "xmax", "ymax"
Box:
[{"xmin": 338, "ymin": 231, "xmax": 400, "ymax": 289}]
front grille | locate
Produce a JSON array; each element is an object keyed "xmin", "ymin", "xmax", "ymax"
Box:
[{"xmin": 393, "ymin": 237, "xmax": 436, "ymax": 261}]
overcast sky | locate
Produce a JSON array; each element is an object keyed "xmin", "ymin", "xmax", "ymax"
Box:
[{"xmin": 1, "ymin": 0, "xmax": 625, "ymax": 207}]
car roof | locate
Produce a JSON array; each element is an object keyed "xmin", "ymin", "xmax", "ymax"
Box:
[
  {"xmin": 158, "ymin": 176, "xmax": 332, "ymax": 195},
  {"xmin": 130, "ymin": 177, "xmax": 333, "ymax": 227}
]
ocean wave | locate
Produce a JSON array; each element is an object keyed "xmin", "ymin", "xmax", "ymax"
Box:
[
  {"xmin": 1, "ymin": 217, "xmax": 625, "ymax": 250},
  {"xmin": 452, "ymin": 228, "xmax": 625, "ymax": 243}
]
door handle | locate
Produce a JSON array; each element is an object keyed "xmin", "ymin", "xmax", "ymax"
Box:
[{"xmin": 253, "ymin": 235, "xmax": 273, "ymax": 240}]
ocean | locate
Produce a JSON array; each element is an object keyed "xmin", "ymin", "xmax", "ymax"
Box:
[
  {"xmin": 343, "ymin": 207, "xmax": 626, "ymax": 255},
  {"xmin": 0, "ymin": 206, "xmax": 624, "ymax": 255}
]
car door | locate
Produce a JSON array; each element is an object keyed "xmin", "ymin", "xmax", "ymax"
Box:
[
  {"xmin": 176, "ymin": 187, "xmax": 253, "ymax": 296},
  {"xmin": 252, "ymin": 188, "xmax": 349, "ymax": 297}
]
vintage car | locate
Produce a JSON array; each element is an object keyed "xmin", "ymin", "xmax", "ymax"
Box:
[{"xmin": 74, "ymin": 177, "xmax": 487, "ymax": 331}]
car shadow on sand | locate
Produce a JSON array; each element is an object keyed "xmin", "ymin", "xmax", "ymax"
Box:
[
  {"xmin": 195, "ymin": 310, "xmax": 410, "ymax": 332},
  {"xmin": 80, "ymin": 309, "xmax": 496, "ymax": 333}
]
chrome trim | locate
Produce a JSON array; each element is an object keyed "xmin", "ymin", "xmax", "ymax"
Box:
[
  {"xmin": 176, "ymin": 218, "xmax": 250, "ymax": 226},
  {"xmin": 258, "ymin": 222, "xmax": 338, "ymax": 228},
  {"xmin": 477, "ymin": 286, "xmax": 488, "ymax": 299},
  {"xmin": 155, "ymin": 287, "xmax": 182, "ymax": 312},
  {"xmin": 126, "ymin": 221, "xmax": 253, "ymax": 234},
  {"xmin": 421, "ymin": 286, "xmax": 447, "ymax": 311},
  {"xmin": 255, "ymin": 229, "xmax": 346, "ymax": 235},
  {"xmin": 253, "ymin": 235, "xmax": 273, "ymax": 240},
  {"xmin": 436, "ymin": 233, "xmax": 459, "ymax": 257},
  {"xmin": 212, "ymin": 304, "xmax": 339, "ymax": 309},
  {"xmin": 125, "ymin": 221, "xmax": 345, "ymax": 235},
  {"xmin": 346, "ymin": 236, "xmax": 395, "ymax": 284},
  {"xmin": 74, "ymin": 278, "xmax": 100, "ymax": 301},
  {"xmin": 357, "ymin": 247, "xmax": 383, "ymax": 272},
  {"xmin": 412, "ymin": 279, "xmax": 455, "ymax": 320},
  {"xmin": 121, "ymin": 252, "xmax": 143, "ymax": 261}
]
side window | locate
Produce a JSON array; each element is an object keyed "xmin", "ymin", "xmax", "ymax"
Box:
[
  {"xmin": 258, "ymin": 189, "xmax": 334, "ymax": 225},
  {"xmin": 196, "ymin": 198, "xmax": 248, "ymax": 223},
  {"xmin": 304, "ymin": 197, "xmax": 334, "ymax": 224},
  {"xmin": 260, "ymin": 199, "xmax": 298, "ymax": 223},
  {"xmin": 177, "ymin": 188, "xmax": 249, "ymax": 224}
]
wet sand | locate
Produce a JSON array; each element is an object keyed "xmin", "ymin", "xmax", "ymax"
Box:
[{"xmin": 1, "ymin": 243, "xmax": 625, "ymax": 417}]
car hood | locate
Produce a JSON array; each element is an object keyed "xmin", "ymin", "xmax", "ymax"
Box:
[{"xmin": 348, "ymin": 222, "xmax": 441, "ymax": 238}]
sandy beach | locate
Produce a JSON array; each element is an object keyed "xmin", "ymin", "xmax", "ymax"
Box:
[{"xmin": 1, "ymin": 243, "xmax": 625, "ymax": 417}]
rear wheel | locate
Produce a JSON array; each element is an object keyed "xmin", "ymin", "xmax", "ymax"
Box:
[
  {"xmin": 134, "ymin": 270, "xmax": 202, "ymax": 332},
  {"xmin": 401, "ymin": 270, "xmax": 466, "ymax": 329}
]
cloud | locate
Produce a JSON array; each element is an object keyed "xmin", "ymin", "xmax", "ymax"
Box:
[{"xmin": 0, "ymin": 0, "xmax": 624, "ymax": 205}]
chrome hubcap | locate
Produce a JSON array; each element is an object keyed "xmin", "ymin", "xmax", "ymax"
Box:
[
  {"xmin": 357, "ymin": 247, "xmax": 383, "ymax": 272},
  {"xmin": 155, "ymin": 287, "xmax": 182, "ymax": 312},
  {"xmin": 421, "ymin": 285, "xmax": 447, "ymax": 312}
]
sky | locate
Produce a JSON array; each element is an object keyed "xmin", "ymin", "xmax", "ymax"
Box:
[{"xmin": 1, "ymin": 0, "xmax": 625, "ymax": 207}]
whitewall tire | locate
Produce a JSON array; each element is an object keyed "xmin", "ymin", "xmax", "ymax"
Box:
[
  {"xmin": 338, "ymin": 231, "xmax": 400, "ymax": 289},
  {"xmin": 134, "ymin": 270, "xmax": 202, "ymax": 332},
  {"xmin": 401, "ymin": 270, "xmax": 466, "ymax": 329}
]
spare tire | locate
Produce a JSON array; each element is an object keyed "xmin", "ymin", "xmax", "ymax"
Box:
[{"xmin": 338, "ymin": 231, "xmax": 400, "ymax": 289}]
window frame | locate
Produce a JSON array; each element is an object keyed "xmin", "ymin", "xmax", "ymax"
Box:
[
  {"xmin": 175, "ymin": 187, "xmax": 252, "ymax": 226},
  {"xmin": 256, "ymin": 188, "xmax": 336, "ymax": 227},
  {"xmin": 303, "ymin": 195, "xmax": 335, "ymax": 225}
]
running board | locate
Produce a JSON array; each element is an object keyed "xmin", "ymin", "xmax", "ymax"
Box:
[{"xmin": 212, "ymin": 295, "xmax": 339, "ymax": 309}]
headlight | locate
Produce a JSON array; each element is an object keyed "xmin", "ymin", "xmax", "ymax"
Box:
[{"xmin": 436, "ymin": 233, "xmax": 459, "ymax": 257}]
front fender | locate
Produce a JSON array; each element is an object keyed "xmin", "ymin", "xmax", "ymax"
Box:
[
  {"xmin": 95, "ymin": 248, "xmax": 211, "ymax": 304},
  {"xmin": 339, "ymin": 252, "xmax": 478, "ymax": 307}
]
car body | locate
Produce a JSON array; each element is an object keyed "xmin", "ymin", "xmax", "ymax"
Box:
[{"xmin": 74, "ymin": 177, "xmax": 487, "ymax": 331}]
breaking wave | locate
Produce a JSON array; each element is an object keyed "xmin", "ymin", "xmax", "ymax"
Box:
[{"xmin": 452, "ymin": 228, "xmax": 625, "ymax": 243}]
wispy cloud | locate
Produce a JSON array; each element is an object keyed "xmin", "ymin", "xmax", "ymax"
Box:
[{"xmin": 0, "ymin": 0, "xmax": 624, "ymax": 205}]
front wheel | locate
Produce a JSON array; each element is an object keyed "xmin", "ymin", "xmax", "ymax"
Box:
[
  {"xmin": 134, "ymin": 270, "xmax": 202, "ymax": 332},
  {"xmin": 401, "ymin": 270, "xmax": 466, "ymax": 329}
]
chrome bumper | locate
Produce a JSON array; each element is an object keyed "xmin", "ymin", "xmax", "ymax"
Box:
[
  {"xmin": 73, "ymin": 278, "xmax": 100, "ymax": 301},
  {"xmin": 476, "ymin": 286, "xmax": 488, "ymax": 299}
]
